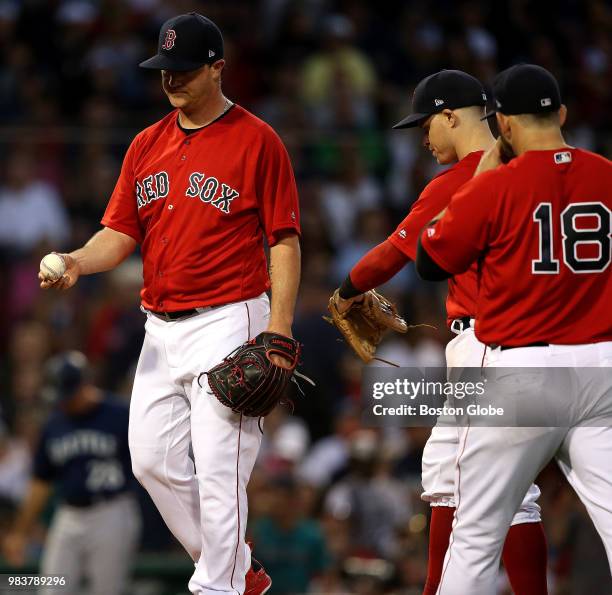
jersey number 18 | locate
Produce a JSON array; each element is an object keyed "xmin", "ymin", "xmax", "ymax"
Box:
[{"xmin": 532, "ymin": 202, "xmax": 611, "ymax": 274}]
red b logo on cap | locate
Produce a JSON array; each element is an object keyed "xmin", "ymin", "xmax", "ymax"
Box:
[{"xmin": 162, "ymin": 29, "xmax": 176, "ymax": 50}]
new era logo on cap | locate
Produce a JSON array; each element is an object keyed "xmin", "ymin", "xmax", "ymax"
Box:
[
  {"xmin": 209, "ymin": 49, "xmax": 215, "ymax": 58},
  {"xmin": 392, "ymin": 70, "xmax": 487, "ymax": 129},
  {"xmin": 541, "ymin": 97, "xmax": 552, "ymax": 106}
]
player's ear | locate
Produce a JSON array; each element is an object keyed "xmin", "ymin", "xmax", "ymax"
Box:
[
  {"xmin": 442, "ymin": 109, "xmax": 456, "ymax": 128},
  {"xmin": 210, "ymin": 59, "xmax": 225, "ymax": 82},
  {"xmin": 496, "ymin": 113, "xmax": 512, "ymax": 143},
  {"xmin": 558, "ymin": 104, "xmax": 567, "ymax": 127}
]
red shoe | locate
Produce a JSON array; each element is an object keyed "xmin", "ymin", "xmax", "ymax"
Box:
[{"xmin": 244, "ymin": 557, "xmax": 272, "ymax": 595}]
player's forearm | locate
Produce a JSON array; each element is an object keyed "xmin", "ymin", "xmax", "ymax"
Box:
[
  {"xmin": 12, "ymin": 480, "xmax": 51, "ymax": 535},
  {"xmin": 70, "ymin": 227, "xmax": 137, "ymax": 275},
  {"xmin": 267, "ymin": 233, "xmax": 301, "ymax": 336},
  {"xmin": 339, "ymin": 240, "xmax": 409, "ymax": 298}
]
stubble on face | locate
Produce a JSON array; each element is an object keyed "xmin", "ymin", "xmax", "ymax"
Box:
[{"xmin": 161, "ymin": 65, "xmax": 212, "ymax": 111}]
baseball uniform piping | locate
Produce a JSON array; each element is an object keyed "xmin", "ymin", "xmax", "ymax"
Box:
[
  {"xmin": 229, "ymin": 303, "xmax": 251, "ymax": 593},
  {"xmin": 246, "ymin": 303, "xmax": 251, "ymax": 341},
  {"xmin": 439, "ymin": 420, "xmax": 471, "ymax": 593},
  {"xmin": 229, "ymin": 413, "xmax": 243, "ymax": 594}
]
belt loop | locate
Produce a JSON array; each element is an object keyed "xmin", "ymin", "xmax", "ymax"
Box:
[{"xmin": 450, "ymin": 317, "xmax": 473, "ymax": 335}]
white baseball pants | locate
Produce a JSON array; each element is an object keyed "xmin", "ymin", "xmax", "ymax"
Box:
[
  {"xmin": 129, "ymin": 294, "xmax": 270, "ymax": 595},
  {"xmin": 421, "ymin": 323, "xmax": 541, "ymax": 523},
  {"xmin": 437, "ymin": 341, "xmax": 612, "ymax": 595}
]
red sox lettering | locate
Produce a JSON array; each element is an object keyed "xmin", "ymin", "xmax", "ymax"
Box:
[
  {"xmin": 136, "ymin": 172, "xmax": 169, "ymax": 209},
  {"xmin": 185, "ymin": 172, "xmax": 240, "ymax": 213},
  {"xmin": 135, "ymin": 171, "xmax": 240, "ymax": 213}
]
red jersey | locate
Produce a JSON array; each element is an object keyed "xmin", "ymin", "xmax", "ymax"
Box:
[
  {"xmin": 102, "ymin": 106, "xmax": 300, "ymax": 311},
  {"xmin": 421, "ymin": 148, "xmax": 612, "ymax": 346},
  {"xmin": 388, "ymin": 151, "xmax": 482, "ymax": 326}
]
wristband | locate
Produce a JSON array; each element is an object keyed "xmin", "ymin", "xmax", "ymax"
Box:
[{"xmin": 338, "ymin": 275, "xmax": 364, "ymax": 299}]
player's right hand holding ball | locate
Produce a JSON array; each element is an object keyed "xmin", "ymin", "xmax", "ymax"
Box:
[{"xmin": 39, "ymin": 252, "xmax": 80, "ymax": 290}]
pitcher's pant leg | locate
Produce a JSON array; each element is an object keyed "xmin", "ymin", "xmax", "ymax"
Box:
[
  {"xmin": 129, "ymin": 322, "xmax": 202, "ymax": 560},
  {"xmin": 187, "ymin": 296, "xmax": 269, "ymax": 595}
]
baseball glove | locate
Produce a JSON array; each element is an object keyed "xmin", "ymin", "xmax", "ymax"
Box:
[
  {"xmin": 200, "ymin": 332, "xmax": 308, "ymax": 418},
  {"xmin": 325, "ymin": 289, "xmax": 408, "ymax": 364}
]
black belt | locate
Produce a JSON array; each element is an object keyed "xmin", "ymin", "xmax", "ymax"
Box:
[
  {"xmin": 491, "ymin": 342, "xmax": 550, "ymax": 351},
  {"xmin": 450, "ymin": 316, "xmax": 472, "ymax": 333},
  {"xmin": 149, "ymin": 308, "xmax": 200, "ymax": 321},
  {"xmin": 147, "ymin": 303, "xmax": 224, "ymax": 322}
]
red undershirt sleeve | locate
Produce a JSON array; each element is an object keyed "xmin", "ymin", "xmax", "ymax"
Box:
[{"xmin": 349, "ymin": 239, "xmax": 411, "ymax": 292}]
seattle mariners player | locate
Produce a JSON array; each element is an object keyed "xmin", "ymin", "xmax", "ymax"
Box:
[
  {"xmin": 2, "ymin": 352, "xmax": 140, "ymax": 595},
  {"xmin": 333, "ymin": 70, "xmax": 547, "ymax": 594},
  {"xmin": 417, "ymin": 64, "xmax": 612, "ymax": 594},
  {"xmin": 38, "ymin": 13, "xmax": 301, "ymax": 595}
]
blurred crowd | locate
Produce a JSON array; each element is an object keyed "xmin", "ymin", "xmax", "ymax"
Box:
[{"xmin": 0, "ymin": 0, "xmax": 611, "ymax": 593}]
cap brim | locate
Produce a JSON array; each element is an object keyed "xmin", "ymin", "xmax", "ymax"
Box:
[
  {"xmin": 392, "ymin": 113, "xmax": 430, "ymax": 129},
  {"xmin": 139, "ymin": 54, "xmax": 208, "ymax": 71},
  {"xmin": 481, "ymin": 109, "xmax": 498, "ymax": 121}
]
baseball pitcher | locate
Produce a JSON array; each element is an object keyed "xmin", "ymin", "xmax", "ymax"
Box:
[{"xmin": 38, "ymin": 13, "xmax": 302, "ymax": 595}]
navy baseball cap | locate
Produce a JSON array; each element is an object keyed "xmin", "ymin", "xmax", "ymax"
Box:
[
  {"xmin": 139, "ymin": 12, "xmax": 224, "ymax": 71},
  {"xmin": 42, "ymin": 351, "xmax": 88, "ymax": 404},
  {"xmin": 482, "ymin": 64, "xmax": 561, "ymax": 119},
  {"xmin": 393, "ymin": 70, "xmax": 487, "ymax": 129}
]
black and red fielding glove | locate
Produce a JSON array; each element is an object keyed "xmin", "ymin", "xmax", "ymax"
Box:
[{"xmin": 200, "ymin": 332, "xmax": 311, "ymax": 418}]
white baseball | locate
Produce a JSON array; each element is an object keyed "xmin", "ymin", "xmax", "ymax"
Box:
[{"xmin": 40, "ymin": 253, "xmax": 66, "ymax": 281}]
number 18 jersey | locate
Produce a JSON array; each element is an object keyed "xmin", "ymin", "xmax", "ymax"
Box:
[{"xmin": 421, "ymin": 148, "xmax": 612, "ymax": 346}]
